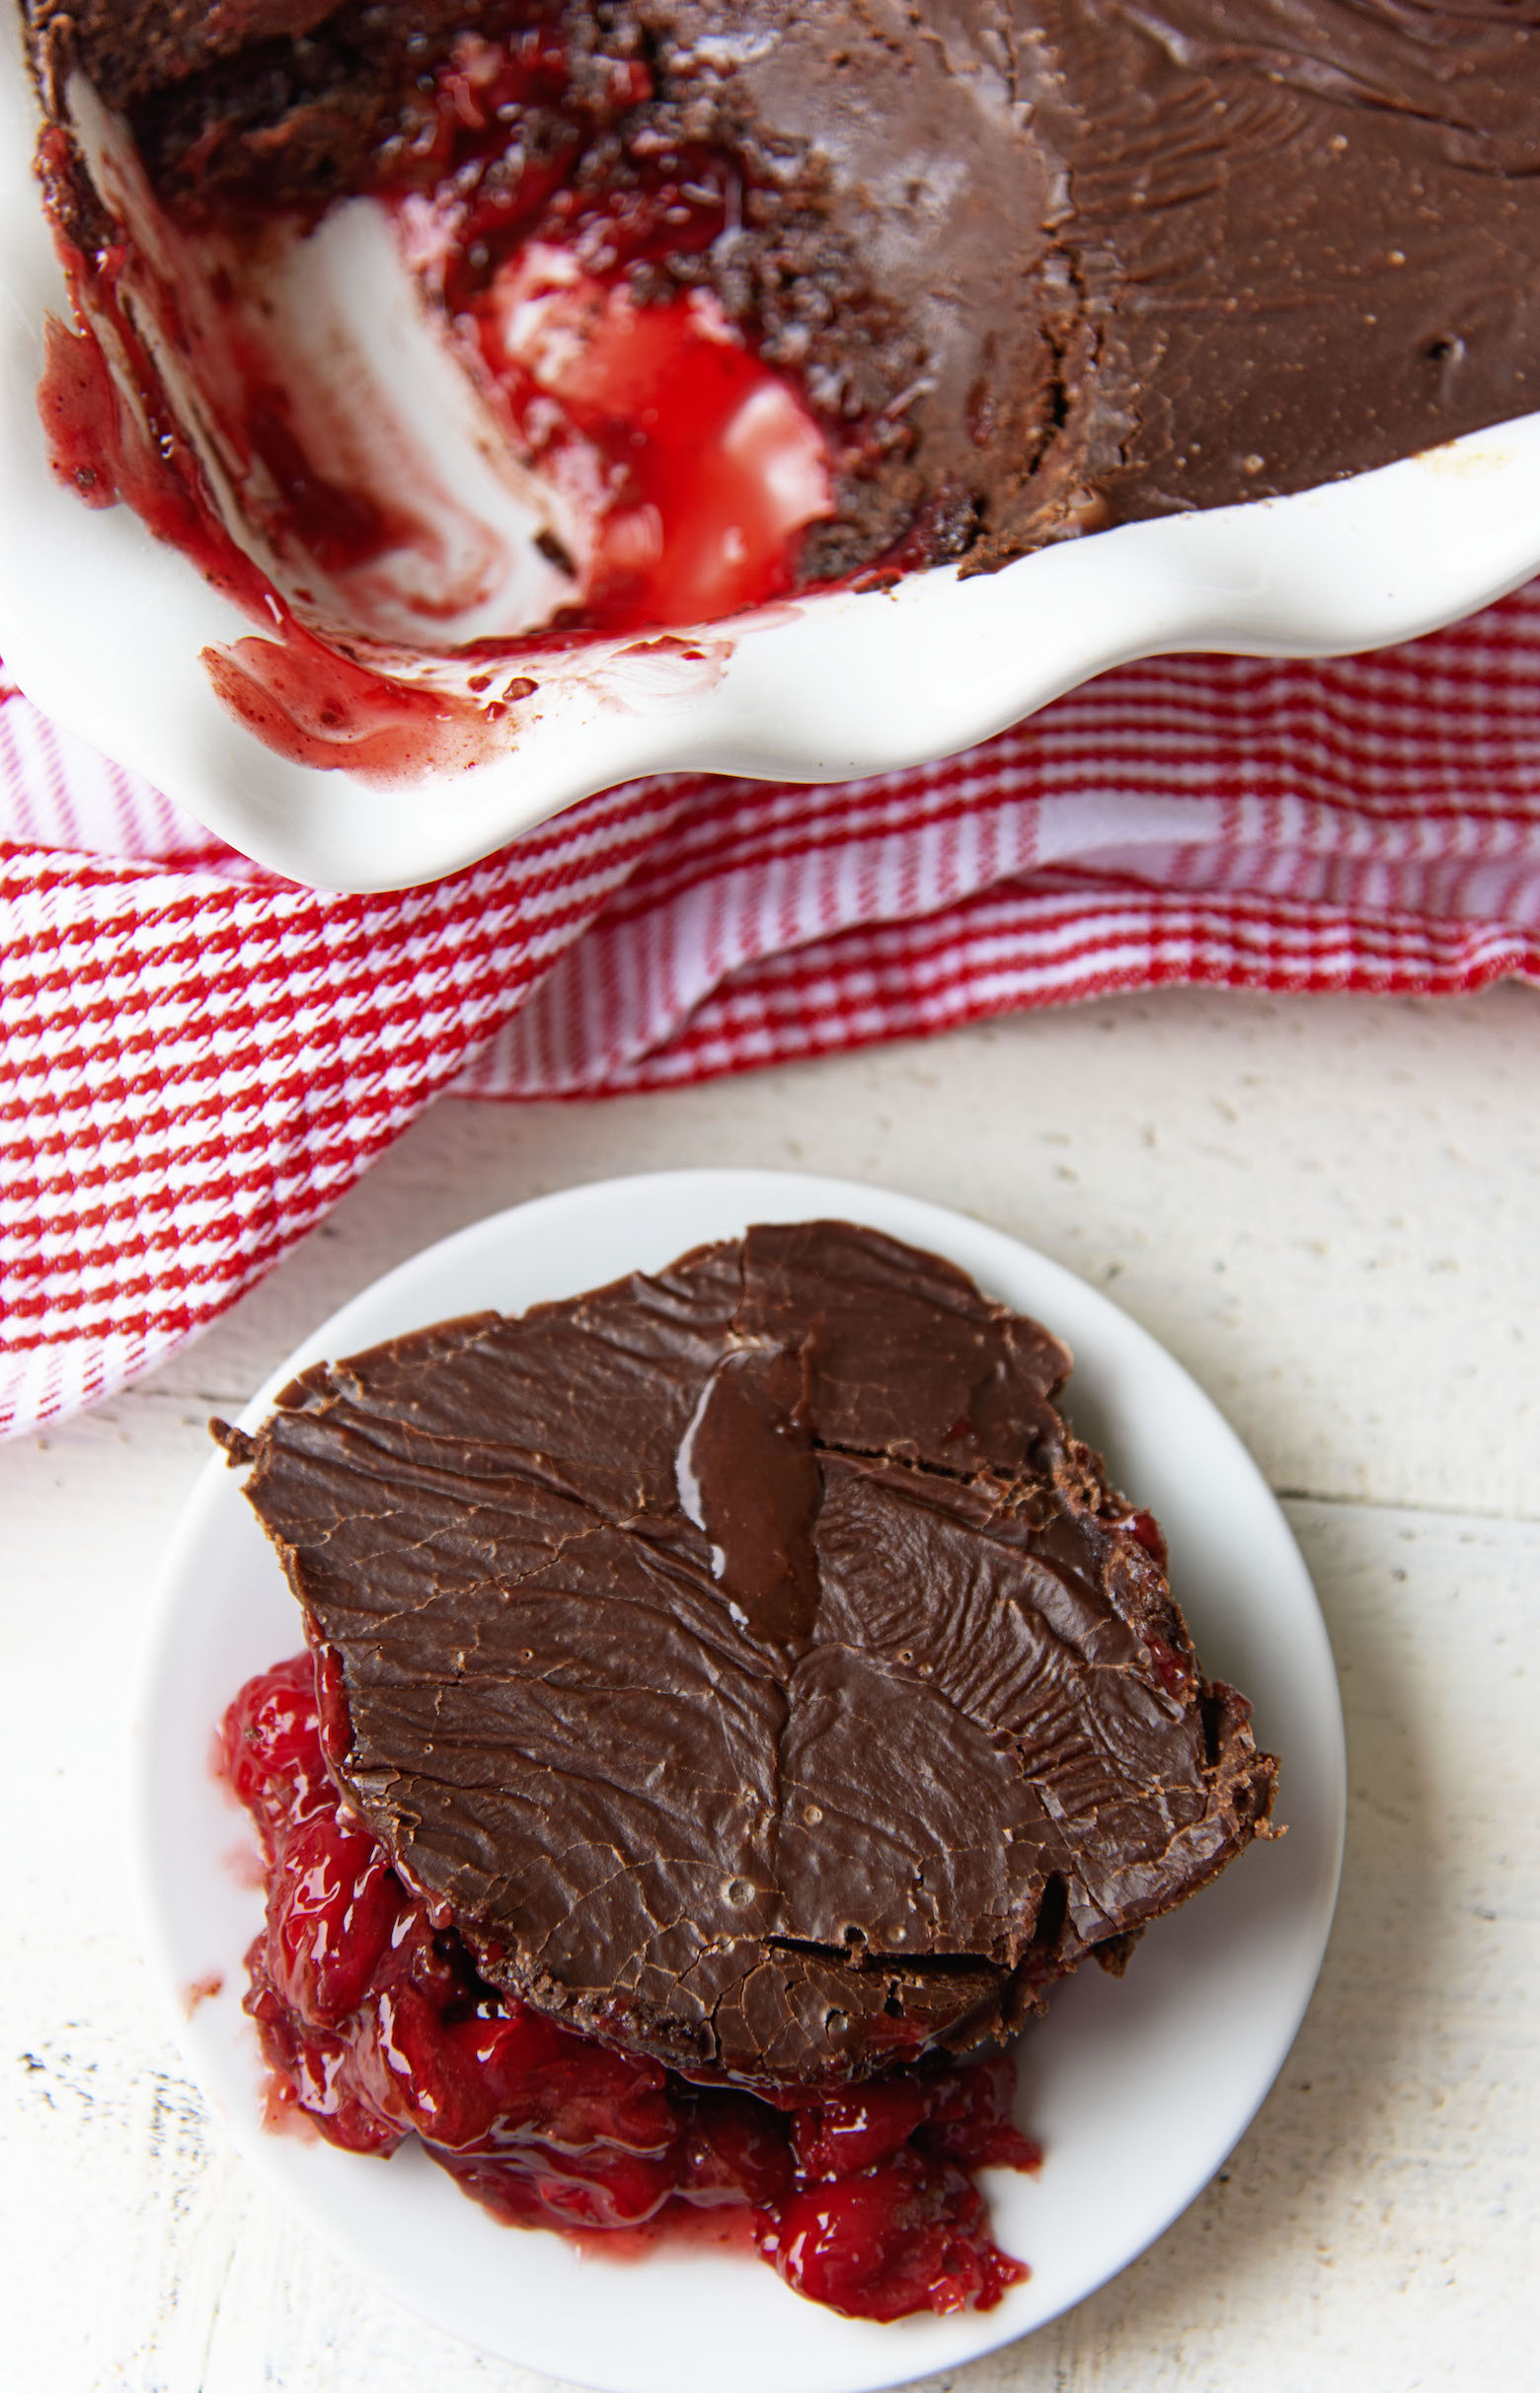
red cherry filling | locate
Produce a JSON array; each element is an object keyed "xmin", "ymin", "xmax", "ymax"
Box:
[
  {"xmin": 220, "ymin": 1653, "xmax": 1039, "ymax": 2319},
  {"xmin": 37, "ymin": 25, "xmax": 841, "ymax": 786},
  {"xmin": 756, "ymin": 2151, "xmax": 1025, "ymax": 2323},
  {"xmin": 381, "ymin": 33, "xmax": 834, "ymax": 629},
  {"xmin": 467, "ymin": 263, "xmax": 831, "ymax": 631}
]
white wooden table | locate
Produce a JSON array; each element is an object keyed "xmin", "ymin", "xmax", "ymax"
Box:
[{"xmin": 6, "ymin": 982, "xmax": 1538, "ymax": 2393}]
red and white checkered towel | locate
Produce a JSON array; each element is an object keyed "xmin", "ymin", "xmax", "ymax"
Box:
[{"xmin": 6, "ymin": 582, "xmax": 1540, "ymax": 1439}]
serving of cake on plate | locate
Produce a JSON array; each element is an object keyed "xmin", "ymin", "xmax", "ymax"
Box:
[{"xmin": 212, "ymin": 1219, "xmax": 1278, "ymax": 2321}]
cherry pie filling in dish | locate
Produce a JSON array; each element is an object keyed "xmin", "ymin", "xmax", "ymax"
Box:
[{"xmin": 21, "ymin": 2, "xmax": 1540, "ymax": 774}]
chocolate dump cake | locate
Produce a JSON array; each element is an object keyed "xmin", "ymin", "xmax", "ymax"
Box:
[
  {"xmin": 24, "ymin": 0, "xmax": 1540, "ymax": 634},
  {"xmin": 211, "ymin": 1221, "xmax": 1279, "ymax": 2315}
]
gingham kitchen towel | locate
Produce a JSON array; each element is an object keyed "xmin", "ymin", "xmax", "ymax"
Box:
[{"xmin": 6, "ymin": 582, "xmax": 1540, "ymax": 1438}]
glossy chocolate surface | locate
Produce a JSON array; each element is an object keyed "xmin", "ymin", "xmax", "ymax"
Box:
[{"xmin": 215, "ymin": 1221, "xmax": 1277, "ymax": 2086}]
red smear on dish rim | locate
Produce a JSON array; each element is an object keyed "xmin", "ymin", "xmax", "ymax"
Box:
[{"xmin": 35, "ymin": 137, "xmax": 503, "ymax": 781}]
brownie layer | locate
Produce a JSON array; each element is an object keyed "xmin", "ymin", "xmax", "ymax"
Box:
[
  {"xmin": 25, "ymin": 1, "xmax": 1540, "ymax": 583},
  {"xmin": 214, "ymin": 1220, "xmax": 1277, "ymax": 2087}
]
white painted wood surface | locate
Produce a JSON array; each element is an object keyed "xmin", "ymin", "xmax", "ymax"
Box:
[{"xmin": 4, "ymin": 982, "xmax": 1538, "ymax": 2393}]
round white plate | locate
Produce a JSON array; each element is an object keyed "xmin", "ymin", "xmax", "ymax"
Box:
[{"xmin": 132, "ymin": 1169, "xmax": 1346, "ymax": 2393}]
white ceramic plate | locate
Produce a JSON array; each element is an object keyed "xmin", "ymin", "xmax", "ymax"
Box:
[
  {"xmin": 5, "ymin": 18, "xmax": 1540, "ymax": 891},
  {"xmin": 132, "ymin": 1168, "xmax": 1346, "ymax": 2393}
]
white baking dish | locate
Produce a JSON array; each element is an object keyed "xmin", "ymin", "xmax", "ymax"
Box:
[{"xmin": 4, "ymin": 13, "xmax": 1540, "ymax": 895}]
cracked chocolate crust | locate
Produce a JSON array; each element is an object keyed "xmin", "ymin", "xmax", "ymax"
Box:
[{"xmin": 213, "ymin": 1219, "xmax": 1279, "ymax": 2088}]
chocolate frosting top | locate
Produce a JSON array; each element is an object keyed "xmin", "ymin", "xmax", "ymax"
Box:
[{"xmin": 217, "ymin": 1221, "xmax": 1277, "ymax": 2086}]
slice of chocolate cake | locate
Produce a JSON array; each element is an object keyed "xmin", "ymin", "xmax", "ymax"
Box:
[
  {"xmin": 213, "ymin": 1219, "xmax": 1277, "ymax": 2089},
  {"xmin": 24, "ymin": 1, "xmax": 1540, "ymax": 595}
]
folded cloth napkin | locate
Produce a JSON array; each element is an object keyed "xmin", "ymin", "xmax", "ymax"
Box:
[{"xmin": 6, "ymin": 581, "xmax": 1540, "ymax": 1439}]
